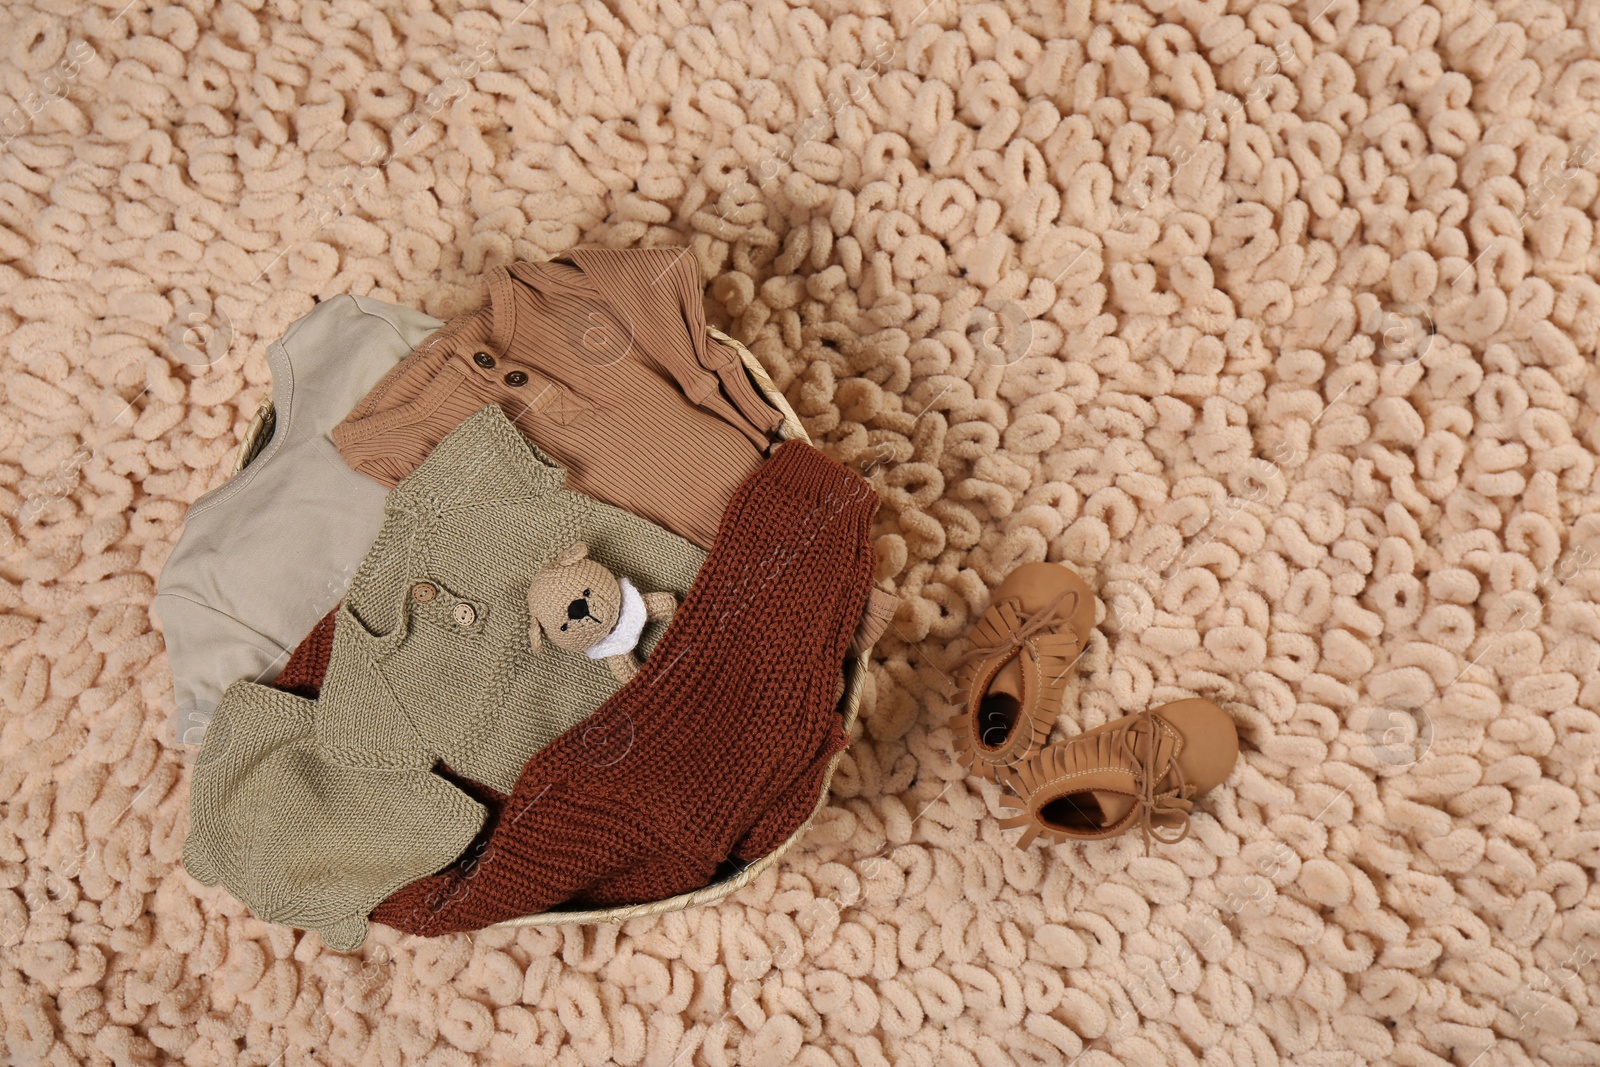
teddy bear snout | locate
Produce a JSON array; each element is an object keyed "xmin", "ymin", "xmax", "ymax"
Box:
[{"xmin": 567, "ymin": 595, "xmax": 596, "ymax": 623}]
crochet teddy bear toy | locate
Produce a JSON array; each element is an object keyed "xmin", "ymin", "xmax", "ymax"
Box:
[{"xmin": 528, "ymin": 542, "xmax": 679, "ymax": 682}]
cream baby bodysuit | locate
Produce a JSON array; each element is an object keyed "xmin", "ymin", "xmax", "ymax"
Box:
[{"xmin": 155, "ymin": 295, "xmax": 444, "ymax": 743}]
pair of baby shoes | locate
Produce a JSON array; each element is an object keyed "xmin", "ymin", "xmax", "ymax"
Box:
[{"xmin": 951, "ymin": 563, "xmax": 1240, "ymax": 849}]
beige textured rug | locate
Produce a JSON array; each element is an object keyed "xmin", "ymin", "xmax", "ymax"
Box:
[{"xmin": 3, "ymin": 0, "xmax": 1600, "ymax": 1064}]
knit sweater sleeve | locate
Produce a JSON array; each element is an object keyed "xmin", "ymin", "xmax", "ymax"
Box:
[{"xmin": 731, "ymin": 729, "xmax": 844, "ymax": 862}]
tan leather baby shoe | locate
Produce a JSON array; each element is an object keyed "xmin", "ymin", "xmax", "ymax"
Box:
[
  {"xmin": 997, "ymin": 698, "xmax": 1239, "ymax": 849},
  {"xmin": 951, "ymin": 562, "xmax": 1096, "ymax": 781}
]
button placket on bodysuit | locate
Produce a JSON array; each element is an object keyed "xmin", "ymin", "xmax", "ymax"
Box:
[
  {"xmin": 458, "ymin": 346, "xmax": 561, "ymax": 414},
  {"xmin": 454, "ymin": 346, "xmax": 588, "ymax": 427}
]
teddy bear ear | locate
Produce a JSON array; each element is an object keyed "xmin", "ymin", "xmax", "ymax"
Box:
[{"xmin": 555, "ymin": 543, "xmax": 589, "ymax": 567}]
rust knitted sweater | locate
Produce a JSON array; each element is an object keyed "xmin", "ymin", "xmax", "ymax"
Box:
[{"xmin": 369, "ymin": 439, "xmax": 877, "ymax": 934}]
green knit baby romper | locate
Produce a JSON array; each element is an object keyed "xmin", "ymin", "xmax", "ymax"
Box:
[{"xmin": 183, "ymin": 406, "xmax": 707, "ymax": 950}]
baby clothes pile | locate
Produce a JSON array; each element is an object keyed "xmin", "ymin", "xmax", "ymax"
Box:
[{"xmin": 159, "ymin": 247, "xmax": 896, "ymax": 950}]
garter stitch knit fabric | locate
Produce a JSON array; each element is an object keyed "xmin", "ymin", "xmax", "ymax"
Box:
[
  {"xmin": 372, "ymin": 439, "xmax": 878, "ymax": 935},
  {"xmin": 315, "ymin": 404, "xmax": 703, "ymax": 794},
  {"xmin": 332, "ymin": 246, "xmax": 785, "ymax": 548},
  {"xmin": 184, "ymin": 406, "xmax": 706, "ymax": 950}
]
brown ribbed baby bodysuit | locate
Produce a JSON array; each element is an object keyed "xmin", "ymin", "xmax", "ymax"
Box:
[
  {"xmin": 331, "ymin": 247, "xmax": 784, "ymax": 549},
  {"xmin": 371, "ymin": 440, "xmax": 879, "ymax": 934}
]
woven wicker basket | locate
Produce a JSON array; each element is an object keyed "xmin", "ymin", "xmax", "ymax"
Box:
[{"xmin": 231, "ymin": 327, "xmax": 866, "ymax": 928}]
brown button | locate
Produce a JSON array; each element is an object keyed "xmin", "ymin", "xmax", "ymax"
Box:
[
  {"xmin": 473, "ymin": 351, "xmax": 496, "ymax": 369},
  {"xmin": 452, "ymin": 603, "xmax": 476, "ymax": 626},
  {"xmin": 504, "ymin": 370, "xmax": 528, "ymax": 387},
  {"xmin": 411, "ymin": 582, "xmax": 437, "ymax": 602}
]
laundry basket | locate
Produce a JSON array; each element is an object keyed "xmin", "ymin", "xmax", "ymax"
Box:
[{"xmin": 229, "ymin": 326, "xmax": 871, "ymax": 929}]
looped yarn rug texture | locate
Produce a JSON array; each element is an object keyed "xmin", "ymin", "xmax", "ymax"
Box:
[{"xmin": 3, "ymin": 1, "xmax": 1600, "ymax": 1065}]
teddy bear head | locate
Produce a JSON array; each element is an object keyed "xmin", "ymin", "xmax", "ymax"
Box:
[{"xmin": 527, "ymin": 543, "xmax": 624, "ymax": 654}]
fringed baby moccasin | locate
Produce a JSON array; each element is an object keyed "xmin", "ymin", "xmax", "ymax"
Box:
[
  {"xmin": 999, "ymin": 698, "xmax": 1239, "ymax": 849},
  {"xmin": 951, "ymin": 562, "xmax": 1095, "ymax": 781}
]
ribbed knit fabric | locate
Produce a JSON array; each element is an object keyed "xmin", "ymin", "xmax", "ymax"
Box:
[
  {"xmin": 371, "ymin": 440, "xmax": 878, "ymax": 935},
  {"xmin": 332, "ymin": 247, "xmax": 784, "ymax": 549},
  {"xmin": 184, "ymin": 406, "xmax": 707, "ymax": 951}
]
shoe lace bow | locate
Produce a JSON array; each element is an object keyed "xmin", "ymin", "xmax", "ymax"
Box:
[
  {"xmin": 955, "ymin": 588, "xmax": 1080, "ymax": 673},
  {"xmin": 1123, "ymin": 711, "xmax": 1196, "ymax": 848}
]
